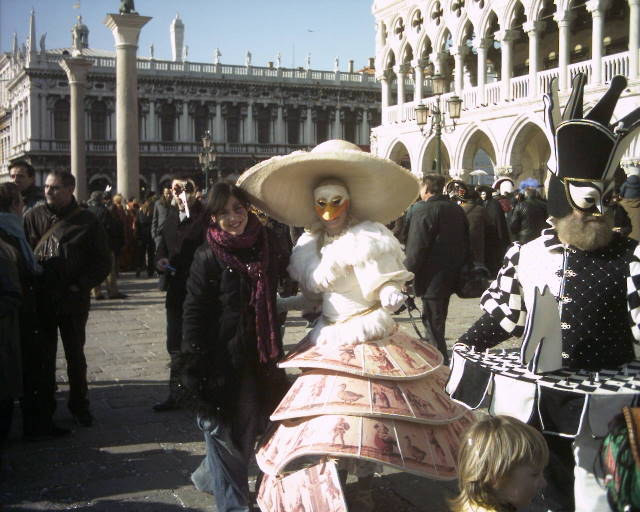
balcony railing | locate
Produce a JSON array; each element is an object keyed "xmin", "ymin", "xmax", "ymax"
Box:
[
  {"xmin": 37, "ymin": 54, "xmax": 378, "ymax": 86},
  {"xmin": 14, "ymin": 139, "xmax": 310, "ymax": 157},
  {"xmin": 382, "ymin": 51, "xmax": 633, "ymax": 125}
]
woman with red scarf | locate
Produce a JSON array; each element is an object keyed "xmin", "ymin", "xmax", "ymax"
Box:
[{"xmin": 176, "ymin": 181, "xmax": 290, "ymax": 512}]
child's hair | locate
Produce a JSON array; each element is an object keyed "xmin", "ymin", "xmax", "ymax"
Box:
[{"xmin": 451, "ymin": 415, "xmax": 549, "ymax": 512}]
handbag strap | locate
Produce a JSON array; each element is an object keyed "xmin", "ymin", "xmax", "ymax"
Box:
[
  {"xmin": 33, "ymin": 206, "xmax": 83, "ymax": 256},
  {"xmin": 623, "ymin": 406, "xmax": 640, "ymax": 469}
]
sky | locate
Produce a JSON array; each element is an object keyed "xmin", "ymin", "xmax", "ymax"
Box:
[{"xmin": 0, "ymin": 0, "xmax": 377, "ymax": 71}]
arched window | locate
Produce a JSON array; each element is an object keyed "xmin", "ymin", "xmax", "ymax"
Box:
[
  {"xmin": 54, "ymin": 99, "xmax": 70, "ymax": 140},
  {"xmin": 256, "ymin": 105, "xmax": 271, "ymax": 144},
  {"xmin": 91, "ymin": 101, "xmax": 107, "ymax": 140},
  {"xmin": 343, "ymin": 110, "xmax": 356, "ymax": 143},
  {"xmin": 286, "ymin": 107, "xmax": 300, "ymax": 145},
  {"xmin": 160, "ymin": 103, "xmax": 176, "ymax": 142},
  {"xmin": 193, "ymin": 104, "xmax": 209, "ymax": 141},
  {"xmin": 316, "ymin": 110, "xmax": 329, "ymax": 143}
]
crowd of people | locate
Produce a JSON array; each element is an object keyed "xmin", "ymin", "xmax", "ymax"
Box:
[{"xmin": 2, "ymin": 76, "xmax": 640, "ymax": 512}]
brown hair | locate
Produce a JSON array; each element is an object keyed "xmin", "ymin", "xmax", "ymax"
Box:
[
  {"xmin": 451, "ymin": 415, "xmax": 549, "ymax": 512},
  {"xmin": 205, "ymin": 181, "xmax": 250, "ymax": 218},
  {"xmin": 0, "ymin": 182, "xmax": 21, "ymax": 212},
  {"xmin": 421, "ymin": 173, "xmax": 446, "ymax": 195}
]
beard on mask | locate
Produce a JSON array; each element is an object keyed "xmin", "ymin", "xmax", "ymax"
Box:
[{"xmin": 554, "ymin": 211, "xmax": 614, "ymax": 251}]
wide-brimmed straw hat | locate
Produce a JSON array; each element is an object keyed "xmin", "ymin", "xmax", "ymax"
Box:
[{"xmin": 237, "ymin": 139, "xmax": 420, "ymax": 227}]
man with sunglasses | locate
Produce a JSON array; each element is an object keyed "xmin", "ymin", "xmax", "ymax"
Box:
[{"xmin": 451, "ymin": 74, "xmax": 640, "ymax": 512}]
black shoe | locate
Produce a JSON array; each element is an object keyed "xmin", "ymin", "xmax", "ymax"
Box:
[
  {"xmin": 23, "ymin": 424, "xmax": 71, "ymax": 442},
  {"xmin": 72, "ymin": 410, "xmax": 94, "ymax": 427},
  {"xmin": 107, "ymin": 293, "xmax": 128, "ymax": 299},
  {"xmin": 152, "ymin": 398, "xmax": 181, "ymax": 412}
]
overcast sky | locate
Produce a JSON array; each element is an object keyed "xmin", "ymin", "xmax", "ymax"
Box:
[{"xmin": 1, "ymin": 0, "xmax": 377, "ymax": 71}]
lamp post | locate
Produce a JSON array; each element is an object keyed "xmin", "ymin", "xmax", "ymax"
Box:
[
  {"xmin": 198, "ymin": 130, "xmax": 217, "ymax": 194},
  {"xmin": 415, "ymin": 74, "xmax": 462, "ymax": 175}
]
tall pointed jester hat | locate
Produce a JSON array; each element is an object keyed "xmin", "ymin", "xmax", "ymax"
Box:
[{"xmin": 544, "ymin": 74, "xmax": 640, "ymax": 218}]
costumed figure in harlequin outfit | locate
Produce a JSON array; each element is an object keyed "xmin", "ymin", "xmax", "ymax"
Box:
[
  {"xmin": 237, "ymin": 140, "xmax": 475, "ymax": 510},
  {"xmin": 447, "ymin": 74, "xmax": 640, "ymax": 512}
]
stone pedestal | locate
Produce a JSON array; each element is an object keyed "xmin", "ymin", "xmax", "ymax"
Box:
[
  {"xmin": 59, "ymin": 56, "xmax": 93, "ymax": 202},
  {"xmin": 104, "ymin": 13, "xmax": 151, "ymax": 200}
]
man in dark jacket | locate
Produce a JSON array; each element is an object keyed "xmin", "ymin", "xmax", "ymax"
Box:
[
  {"xmin": 9, "ymin": 160, "xmax": 45, "ymax": 214},
  {"xmin": 405, "ymin": 173, "xmax": 470, "ymax": 364},
  {"xmin": 153, "ymin": 178, "xmax": 205, "ymax": 411},
  {"xmin": 478, "ymin": 184, "xmax": 511, "ymax": 276},
  {"xmin": 509, "ymin": 187, "xmax": 549, "ymax": 244},
  {"xmin": 24, "ymin": 170, "xmax": 110, "ymax": 427}
]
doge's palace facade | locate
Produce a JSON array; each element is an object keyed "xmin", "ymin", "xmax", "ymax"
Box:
[
  {"xmin": 371, "ymin": 0, "xmax": 640, "ymax": 184},
  {"xmin": 0, "ymin": 12, "xmax": 380, "ymax": 194}
]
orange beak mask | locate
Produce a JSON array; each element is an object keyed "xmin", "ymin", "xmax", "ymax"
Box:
[{"xmin": 313, "ymin": 182, "xmax": 350, "ymax": 222}]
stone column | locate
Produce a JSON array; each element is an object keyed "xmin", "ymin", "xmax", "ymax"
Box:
[
  {"xmin": 148, "ymin": 100, "xmax": 156, "ymax": 140},
  {"xmin": 395, "ymin": 64, "xmax": 408, "ymax": 106},
  {"xmin": 496, "ymin": 30, "xmax": 518, "ymax": 101},
  {"xmin": 524, "ymin": 20, "xmax": 543, "ymax": 97},
  {"xmin": 380, "ymin": 74, "xmax": 390, "ymax": 109},
  {"xmin": 555, "ymin": 10, "xmax": 573, "ymax": 90},
  {"xmin": 104, "ymin": 12, "xmax": 151, "ymax": 200},
  {"xmin": 306, "ymin": 106, "xmax": 314, "ymax": 145},
  {"xmin": 214, "ymin": 103, "xmax": 224, "ymax": 143},
  {"xmin": 360, "ymin": 109, "xmax": 369, "ymax": 145},
  {"xmin": 178, "ymin": 101, "xmax": 188, "ymax": 141},
  {"xmin": 630, "ymin": 0, "xmax": 640, "ymax": 79},
  {"xmin": 59, "ymin": 56, "xmax": 93, "ymax": 202},
  {"xmin": 587, "ymin": 0, "xmax": 609, "ymax": 85},
  {"xmin": 276, "ymin": 104, "xmax": 285, "ymax": 143},
  {"xmin": 150, "ymin": 172, "xmax": 158, "ymax": 193},
  {"xmin": 246, "ymin": 101, "xmax": 254, "ymax": 143},
  {"xmin": 333, "ymin": 107, "xmax": 341, "ymax": 139},
  {"xmin": 412, "ymin": 60, "xmax": 424, "ymax": 102},
  {"xmin": 474, "ymin": 38, "xmax": 491, "ymax": 104},
  {"xmin": 451, "ymin": 46, "xmax": 467, "ymax": 95}
]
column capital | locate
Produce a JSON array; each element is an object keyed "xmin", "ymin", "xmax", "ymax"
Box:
[
  {"xmin": 586, "ymin": 0, "xmax": 611, "ymax": 14},
  {"xmin": 59, "ymin": 55, "xmax": 93, "ymax": 85},
  {"xmin": 395, "ymin": 63, "xmax": 411, "ymax": 75},
  {"xmin": 494, "ymin": 29, "xmax": 519, "ymax": 43},
  {"xmin": 522, "ymin": 20, "xmax": 545, "ymax": 34},
  {"xmin": 104, "ymin": 13, "xmax": 152, "ymax": 48},
  {"xmin": 411, "ymin": 59, "xmax": 423, "ymax": 70},
  {"xmin": 449, "ymin": 45, "xmax": 470, "ymax": 58},
  {"xmin": 554, "ymin": 10, "xmax": 575, "ymax": 24},
  {"xmin": 629, "ymin": 0, "xmax": 640, "ymax": 7},
  {"xmin": 472, "ymin": 37, "xmax": 493, "ymax": 52}
]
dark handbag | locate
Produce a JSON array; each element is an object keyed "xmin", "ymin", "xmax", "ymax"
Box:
[{"xmin": 456, "ymin": 261, "xmax": 491, "ymax": 299}]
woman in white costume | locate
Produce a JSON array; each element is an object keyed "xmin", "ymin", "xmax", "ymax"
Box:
[{"xmin": 238, "ymin": 140, "xmax": 474, "ymax": 510}]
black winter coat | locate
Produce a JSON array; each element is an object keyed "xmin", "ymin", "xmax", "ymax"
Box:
[
  {"xmin": 405, "ymin": 194, "xmax": 470, "ymax": 298},
  {"xmin": 176, "ymin": 231, "xmax": 290, "ymax": 421},
  {"xmin": 509, "ymin": 198, "xmax": 549, "ymax": 244},
  {"xmin": 24, "ymin": 199, "xmax": 110, "ymax": 314}
]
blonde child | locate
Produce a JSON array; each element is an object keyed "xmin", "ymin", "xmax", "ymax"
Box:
[{"xmin": 452, "ymin": 415, "xmax": 549, "ymax": 512}]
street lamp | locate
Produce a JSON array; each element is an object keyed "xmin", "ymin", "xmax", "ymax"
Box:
[
  {"xmin": 198, "ymin": 130, "xmax": 217, "ymax": 194},
  {"xmin": 415, "ymin": 74, "xmax": 462, "ymax": 175}
]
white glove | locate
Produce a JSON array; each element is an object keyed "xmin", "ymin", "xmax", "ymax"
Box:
[{"xmin": 379, "ymin": 285, "xmax": 406, "ymax": 313}]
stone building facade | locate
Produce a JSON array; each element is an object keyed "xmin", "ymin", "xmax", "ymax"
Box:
[
  {"xmin": 0, "ymin": 12, "xmax": 380, "ymax": 195},
  {"xmin": 371, "ymin": 0, "xmax": 640, "ymax": 184}
]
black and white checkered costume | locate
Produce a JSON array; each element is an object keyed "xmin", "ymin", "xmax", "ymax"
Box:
[{"xmin": 460, "ymin": 228, "xmax": 640, "ymax": 370}]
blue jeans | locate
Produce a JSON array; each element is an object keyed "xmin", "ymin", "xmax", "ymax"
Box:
[{"xmin": 192, "ymin": 371, "xmax": 261, "ymax": 512}]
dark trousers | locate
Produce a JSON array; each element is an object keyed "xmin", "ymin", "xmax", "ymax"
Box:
[
  {"xmin": 40, "ymin": 311, "xmax": 91, "ymax": 416},
  {"xmin": 0, "ymin": 399, "xmax": 13, "ymax": 447},
  {"xmin": 137, "ymin": 237, "xmax": 155, "ymax": 276},
  {"xmin": 165, "ymin": 283, "xmax": 186, "ymax": 399},
  {"xmin": 421, "ymin": 296, "xmax": 451, "ymax": 363}
]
